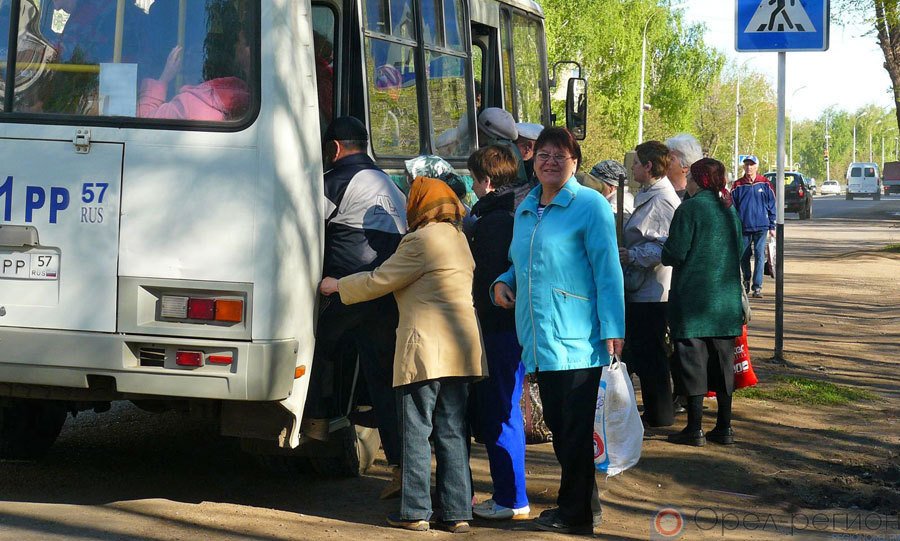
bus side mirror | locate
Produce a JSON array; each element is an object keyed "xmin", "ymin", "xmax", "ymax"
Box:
[{"xmin": 566, "ymin": 77, "xmax": 587, "ymax": 140}]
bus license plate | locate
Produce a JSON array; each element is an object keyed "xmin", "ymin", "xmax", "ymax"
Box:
[{"xmin": 0, "ymin": 251, "xmax": 59, "ymax": 280}]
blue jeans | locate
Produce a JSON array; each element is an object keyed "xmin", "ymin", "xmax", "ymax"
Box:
[
  {"xmin": 741, "ymin": 231, "xmax": 768, "ymax": 291},
  {"xmin": 398, "ymin": 378, "xmax": 472, "ymax": 522},
  {"xmin": 475, "ymin": 332, "xmax": 528, "ymax": 510}
]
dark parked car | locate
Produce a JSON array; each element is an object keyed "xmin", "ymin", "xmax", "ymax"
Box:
[{"xmin": 763, "ymin": 172, "xmax": 813, "ymax": 220}]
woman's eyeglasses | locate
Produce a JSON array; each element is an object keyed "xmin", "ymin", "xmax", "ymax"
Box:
[{"xmin": 535, "ymin": 152, "xmax": 572, "ymax": 163}]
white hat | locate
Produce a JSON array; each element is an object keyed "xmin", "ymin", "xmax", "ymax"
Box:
[
  {"xmin": 515, "ymin": 122, "xmax": 543, "ymax": 141},
  {"xmin": 478, "ymin": 108, "xmax": 518, "ymax": 141}
]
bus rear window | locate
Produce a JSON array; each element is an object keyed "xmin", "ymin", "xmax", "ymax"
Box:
[
  {"xmin": 1, "ymin": 0, "xmax": 257, "ymax": 126},
  {"xmin": 864, "ymin": 167, "xmax": 876, "ymax": 177},
  {"xmin": 851, "ymin": 167, "xmax": 862, "ymax": 177}
]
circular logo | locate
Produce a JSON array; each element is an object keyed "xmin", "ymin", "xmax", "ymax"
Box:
[
  {"xmin": 653, "ymin": 507, "xmax": 684, "ymax": 538},
  {"xmin": 592, "ymin": 432, "xmax": 604, "ymax": 459}
]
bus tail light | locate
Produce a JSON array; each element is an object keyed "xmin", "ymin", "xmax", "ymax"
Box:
[
  {"xmin": 176, "ymin": 351, "xmax": 204, "ymax": 367},
  {"xmin": 187, "ymin": 298, "xmax": 216, "ymax": 320},
  {"xmin": 208, "ymin": 354, "xmax": 233, "ymax": 365},
  {"xmin": 214, "ymin": 300, "xmax": 243, "ymax": 322},
  {"xmin": 161, "ymin": 295, "xmax": 244, "ymax": 324}
]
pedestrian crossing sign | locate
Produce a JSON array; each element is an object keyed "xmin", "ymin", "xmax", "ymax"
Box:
[{"xmin": 736, "ymin": 0, "xmax": 830, "ymax": 52}]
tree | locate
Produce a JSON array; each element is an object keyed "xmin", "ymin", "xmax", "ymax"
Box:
[
  {"xmin": 836, "ymin": 0, "xmax": 900, "ymax": 131},
  {"xmin": 543, "ymin": 0, "xmax": 724, "ymax": 165}
]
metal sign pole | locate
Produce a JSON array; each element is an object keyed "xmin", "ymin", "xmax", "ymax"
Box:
[{"xmin": 775, "ymin": 52, "xmax": 786, "ymax": 361}]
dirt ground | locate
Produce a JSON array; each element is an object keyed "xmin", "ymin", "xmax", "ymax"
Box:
[{"xmin": 0, "ymin": 213, "xmax": 898, "ymax": 541}]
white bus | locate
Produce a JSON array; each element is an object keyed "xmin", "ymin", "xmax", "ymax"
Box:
[{"xmin": 0, "ymin": 0, "xmax": 583, "ymax": 473}]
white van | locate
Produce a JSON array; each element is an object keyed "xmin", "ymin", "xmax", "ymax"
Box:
[{"xmin": 846, "ymin": 162, "xmax": 882, "ymax": 200}]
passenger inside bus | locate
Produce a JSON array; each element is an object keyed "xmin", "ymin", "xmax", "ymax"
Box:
[{"xmin": 138, "ymin": 2, "xmax": 250, "ymax": 121}]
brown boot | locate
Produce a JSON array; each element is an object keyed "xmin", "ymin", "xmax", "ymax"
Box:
[{"xmin": 380, "ymin": 466, "xmax": 402, "ymax": 500}]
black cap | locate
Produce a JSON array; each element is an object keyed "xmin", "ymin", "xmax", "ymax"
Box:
[{"xmin": 323, "ymin": 116, "xmax": 369, "ymax": 143}]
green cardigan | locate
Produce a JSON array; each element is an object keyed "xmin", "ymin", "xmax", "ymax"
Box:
[{"xmin": 661, "ymin": 190, "xmax": 744, "ymax": 339}]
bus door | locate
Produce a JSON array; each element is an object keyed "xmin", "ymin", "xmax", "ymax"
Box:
[
  {"xmin": 0, "ymin": 141, "xmax": 123, "ymax": 333},
  {"xmin": 0, "ymin": 1, "xmax": 126, "ymax": 332}
]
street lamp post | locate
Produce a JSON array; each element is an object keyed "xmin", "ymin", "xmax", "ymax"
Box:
[
  {"xmin": 789, "ymin": 86, "xmax": 807, "ymax": 171},
  {"xmin": 637, "ymin": 13, "xmax": 656, "ymax": 145},
  {"xmin": 853, "ymin": 112, "xmax": 868, "ymax": 162},
  {"xmin": 869, "ymin": 119, "xmax": 882, "ymax": 163},
  {"xmin": 824, "ymin": 113, "xmax": 831, "ymax": 181}
]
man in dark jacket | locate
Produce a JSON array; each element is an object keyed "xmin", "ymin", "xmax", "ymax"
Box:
[
  {"xmin": 307, "ymin": 117, "xmax": 406, "ymax": 496},
  {"xmin": 731, "ymin": 155, "xmax": 776, "ymax": 298}
]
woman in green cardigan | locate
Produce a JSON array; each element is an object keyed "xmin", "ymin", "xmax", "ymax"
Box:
[{"xmin": 661, "ymin": 158, "xmax": 744, "ymax": 447}]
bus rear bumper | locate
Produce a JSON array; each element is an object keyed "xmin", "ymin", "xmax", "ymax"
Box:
[{"xmin": 0, "ymin": 328, "xmax": 299, "ymax": 402}]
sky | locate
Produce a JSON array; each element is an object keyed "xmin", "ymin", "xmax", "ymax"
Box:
[{"xmin": 681, "ymin": 0, "xmax": 894, "ymax": 121}]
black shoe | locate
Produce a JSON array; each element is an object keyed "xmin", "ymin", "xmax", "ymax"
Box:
[
  {"xmin": 706, "ymin": 426, "xmax": 735, "ymax": 445},
  {"xmin": 440, "ymin": 520, "xmax": 471, "ymax": 533},
  {"xmin": 533, "ymin": 508, "xmax": 591, "ymax": 534},
  {"xmin": 386, "ymin": 513, "xmax": 429, "ymax": 531},
  {"xmin": 743, "ymin": 281, "xmax": 750, "ymax": 294},
  {"xmin": 673, "ymin": 401, "xmax": 687, "ymax": 415},
  {"xmin": 667, "ymin": 428, "xmax": 705, "ymax": 447}
]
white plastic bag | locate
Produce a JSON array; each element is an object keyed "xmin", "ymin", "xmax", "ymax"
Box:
[{"xmin": 593, "ymin": 356, "xmax": 644, "ymax": 476}]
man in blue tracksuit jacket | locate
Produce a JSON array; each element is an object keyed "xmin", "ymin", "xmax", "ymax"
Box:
[{"xmin": 731, "ymin": 155, "xmax": 776, "ymax": 298}]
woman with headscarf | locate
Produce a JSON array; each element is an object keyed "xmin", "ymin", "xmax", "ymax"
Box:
[
  {"xmin": 662, "ymin": 158, "xmax": 743, "ymax": 446},
  {"xmin": 320, "ymin": 177, "xmax": 486, "ymax": 533}
]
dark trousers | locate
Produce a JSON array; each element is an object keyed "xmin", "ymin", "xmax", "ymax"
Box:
[
  {"xmin": 536, "ymin": 367, "xmax": 602, "ymax": 525},
  {"xmin": 742, "ymin": 231, "xmax": 767, "ymax": 291},
  {"xmin": 624, "ymin": 302, "xmax": 674, "ymax": 427},
  {"xmin": 307, "ymin": 295, "xmax": 401, "ymax": 465},
  {"xmin": 398, "ymin": 378, "xmax": 472, "ymax": 522}
]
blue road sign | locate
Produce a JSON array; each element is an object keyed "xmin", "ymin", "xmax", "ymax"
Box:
[{"xmin": 736, "ymin": 0, "xmax": 830, "ymax": 52}]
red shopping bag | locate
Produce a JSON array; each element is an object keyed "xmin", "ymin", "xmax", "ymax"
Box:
[
  {"xmin": 732, "ymin": 325, "xmax": 758, "ymax": 389},
  {"xmin": 707, "ymin": 325, "xmax": 757, "ymax": 397}
]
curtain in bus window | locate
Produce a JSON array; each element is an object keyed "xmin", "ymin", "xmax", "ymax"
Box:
[
  {"xmin": 420, "ymin": 0, "xmax": 439, "ymax": 46},
  {"xmin": 443, "ymin": 0, "xmax": 465, "ymax": 52},
  {"xmin": 12, "ymin": 0, "xmax": 255, "ymax": 123},
  {"xmin": 364, "ymin": 0, "xmax": 389, "ymax": 33},
  {"xmin": 390, "ymin": 0, "xmax": 416, "ymax": 40},
  {"xmin": 499, "ymin": 11, "xmax": 513, "ymax": 114},
  {"xmin": 429, "ymin": 52, "xmax": 473, "ymax": 158},
  {"xmin": 511, "ymin": 13, "xmax": 544, "ymax": 124},
  {"xmin": 312, "ymin": 5, "xmax": 336, "ymax": 131},
  {"xmin": 366, "ymin": 37, "xmax": 420, "ymax": 156}
]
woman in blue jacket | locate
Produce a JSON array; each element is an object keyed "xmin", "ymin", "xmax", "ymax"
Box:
[{"xmin": 492, "ymin": 128, "xmax": 625, "ymax": 535}]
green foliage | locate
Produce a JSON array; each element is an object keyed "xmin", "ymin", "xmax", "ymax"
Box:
[
  {"xmin": 543, "ymin": 0, "xmax": 724, "ymax": 166},
  {"xmin": 737, "ymin": 376, "xmax": 875, "ymax": 405}
]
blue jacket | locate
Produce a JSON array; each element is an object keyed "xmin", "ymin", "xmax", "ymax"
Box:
[
  {"xmin": 492, "ymin": 177, "xmax": 625, "ymax": 374},
  {"xmin": 731, "ymin": 174, "xmax": 776, "ymax": 233}
]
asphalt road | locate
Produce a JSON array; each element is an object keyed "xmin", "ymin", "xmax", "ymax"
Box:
[{"xmin": 806, "ymin": 192, "xmax": 900, "ymax": 221}]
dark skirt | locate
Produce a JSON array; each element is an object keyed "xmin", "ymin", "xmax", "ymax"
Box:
[{"xmin": 674, "ymin": 337, "xmax": 736, "ymax": 396}]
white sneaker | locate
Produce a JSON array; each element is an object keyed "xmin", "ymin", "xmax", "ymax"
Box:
[{"xmin": 472, "ymin": 499, "xmax": 530, "ymax": 520}]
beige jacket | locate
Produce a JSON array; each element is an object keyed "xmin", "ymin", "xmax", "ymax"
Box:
[{"xmin": 338, "ymin": 222, "xmax": 487, "ymax": 387}]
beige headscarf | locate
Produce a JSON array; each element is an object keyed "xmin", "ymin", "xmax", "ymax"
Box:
[{"xmin": 406, "ymin": 176, "xmax": 466, "ymax": 232}]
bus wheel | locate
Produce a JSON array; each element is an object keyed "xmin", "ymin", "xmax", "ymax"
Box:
[
  {"xmin": 0, "ymin": 399, "xmax": 68, "ymax": 460},
  {"xmin": 309, "ymin": 425, "xmax": 380, "ymax": 478}
]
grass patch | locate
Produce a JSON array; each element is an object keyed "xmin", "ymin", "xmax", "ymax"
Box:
[
  {"xmin": 737, "ymin": 376, "xmax": 875, "ymax": 405},
  {"xmin": 882, "ymin": 244, "xmax": 900, "ymax": 253}
]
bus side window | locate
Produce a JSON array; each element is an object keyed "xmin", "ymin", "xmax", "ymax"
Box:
[
  {"xmin": 5, "ymin": 0, "xmax": 258, "ymax": 126},
  {"xmin": 312, "ymin": 4, "xmax": 337, "ymax": 135},
  {"xmin": 510, "ymin": 12, "xmax": 545, "ymax": 125}
]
